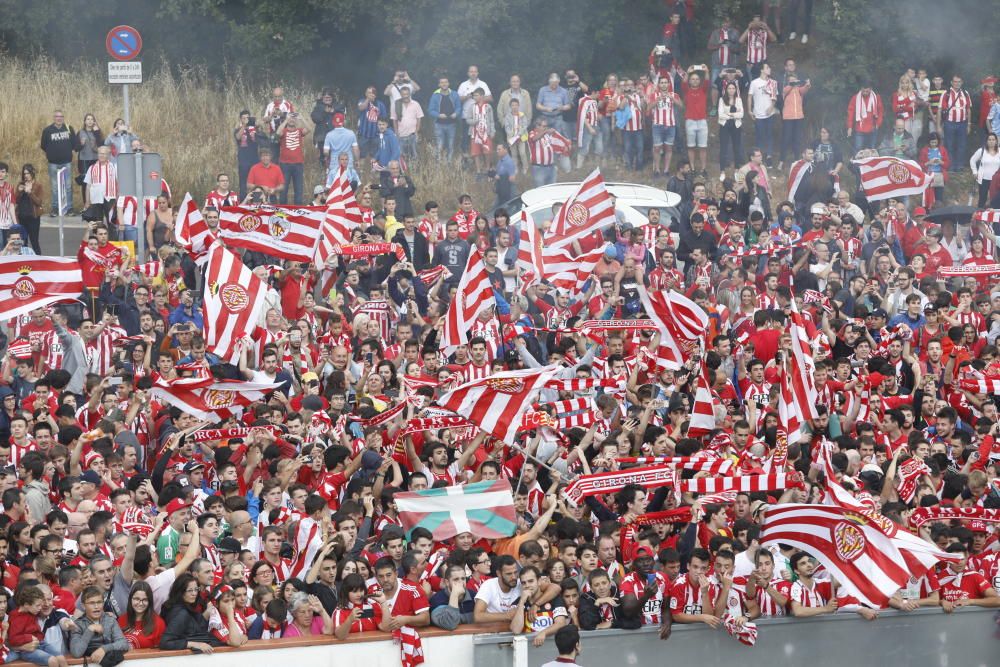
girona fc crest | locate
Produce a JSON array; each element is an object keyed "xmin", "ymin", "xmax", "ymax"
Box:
[
  {"xmin": 238, "ymin": 214, "xmax": 262, "ymax": 232},
  {"xmin": 12, "ymin": 270, "xmax": 36, "ymax": 301},
  {"xmin": 486, "ymin": 377, "xmax": 526, "ymax": 393},
  {"xmin": 267, "ymin": 213, "xmax": 291, "ymax": 240},
  {"xmin": 887, "ymin": 162, "xmax": 911, "ymax": 185},
  {"xmin": 202, "ymin": 389, "xmax": 237, "ymax": 410},
  {"xmin": 565, "ymin": 202, "xmax": 590, "ymax": 228},
  {"xmin": 220, "ymin": 284, "xmax": 249, "ymax": 312},
  {"xmin": 832, "ymin": 520, "xmax": 866, "ymax": 562}
]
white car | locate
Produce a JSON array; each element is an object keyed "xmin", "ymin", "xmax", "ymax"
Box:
[{"xmin": 493, "ymin": 181, "xmax": 682, "ymax": 229}]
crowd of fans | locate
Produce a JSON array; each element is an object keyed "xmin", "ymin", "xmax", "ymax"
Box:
[{"xmin": 0, "ymin": 5, "xmax": 998, "ymax": 666}]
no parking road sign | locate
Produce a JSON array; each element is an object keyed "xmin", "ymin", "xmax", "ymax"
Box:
[{"xmin": 106, "ymin": 25, "xmax": 142, "ymax": 61}]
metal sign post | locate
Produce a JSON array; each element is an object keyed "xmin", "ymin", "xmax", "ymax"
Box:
[
  {"xmin": 106, "ymin": 25, "xmax": 142, "ymax": 145},
  {"xmin": 56, "ymin": 166, "xmax": 69, "ymax": 255}
]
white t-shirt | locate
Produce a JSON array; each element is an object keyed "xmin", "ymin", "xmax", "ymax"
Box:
[
  {"xmin": 458, "ymin": 79, "xmax": 493, "ymax": 119},
  {"xmin": 474, "ymin": 577, "xmax": 521, "ymax": 613},
  {"xmin": 749, "ymin": 78, "xmax": 777, "ymax": 119},
  {"xmin": 147, "ymin": 567, "xmax": 177, "ymax": 614}
]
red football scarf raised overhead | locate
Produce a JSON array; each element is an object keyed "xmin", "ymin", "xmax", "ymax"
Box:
[
  {"xmin": 761, "ymin": 503, "xmax": 958, "ymax": 608},
  {"xmin": 852, "ymin": 156, "xmax": 932, "ymax": 202},
  {"xmin": 786, "ymin": 159, "xmax": 812, "ymax": 203},
  {"xmin": 174, "ymin": 193, "xmax": 217, "ymax": 264},
  {"xmin": 543, "ymin": 168, "xmax": 615, "ymax": 249},
  {"xmin": 908, "ymin": 506, "xmax": 1000, "ymax": 528},
  {"xmin": 0, "ymin": 256, "xmax": 83, "ymax": 320},
  {"xmin": 440, "ymin": 247, "xmax": 496, "ymax": 353},
  {"xmin": 315, "ymin": 166, "xmax": 363, "ymax": 266},
  {"xmin": 219, "ymin": 204, "xmax": 324, "ymax": 263},
  {"xmin": 203, "ymin": 242, "xmax": 268, "ymax": 362},
  {"xmin": 437, "ymin": 366, "xmax": 560, "ymax": 445},
  {"xmin": 938, "ymin": 263, "xmax": 1000, "ymax": 278}
]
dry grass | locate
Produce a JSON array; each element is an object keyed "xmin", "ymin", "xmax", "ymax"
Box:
[{"xmin": 0, "ymin": 58, "xmax": 972, "ymax": 213}]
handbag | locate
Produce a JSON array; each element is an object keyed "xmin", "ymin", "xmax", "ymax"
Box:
[
  {"xmin": 931, "ymin": 172, "xmax": 944, "ymax": 188},
  {"xmin": 82, "ymin": 204, "xmax": 104, "ymax": 222},
  {"xmin": 614, "ymin": 107, "xmax": 630, "ymax": 130}
]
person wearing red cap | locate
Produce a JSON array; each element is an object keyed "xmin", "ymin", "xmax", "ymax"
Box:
[
  {"xmin": 156, "ymin": 498, "xmax": 192, "ymax": 569},
  {"xmin": 619, "ymin": 543, "xmax": 670, "ymax": 627}
]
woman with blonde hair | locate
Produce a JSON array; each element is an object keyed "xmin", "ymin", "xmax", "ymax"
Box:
[{"xmin": 892, "ymin": 74, "xmax": 921, "ymax": 141}]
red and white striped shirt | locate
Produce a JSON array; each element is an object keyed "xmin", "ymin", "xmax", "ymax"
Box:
[
  {"xmin": 85, "ymin": 161, "xmax": 119, "ymax": 202},
  {"xmin": 461, "ymin": 361, "xmax": 492, "ymax": 384},
  {"xmin": 617, "ymin": 93, "xmax": 644, "ymax": 131},
  {"xmin": 789, "ymin": 579, "xmax": 831, "ymax": 608},
  {"xmin": 940, "ymin": 88, "xmax": 972, "ymax": 123},
  {"xmin": 651, "ymin": 91, "xmax": 678, "ymax": 127},
  {"xmin": 668, "ymin": 573, "xmax": 717, "ymax": 620},
  {"xmin": 577, "ymin": 98, "xmax": 599, "ymax": 144},
  {"xmin": 745, "ymin": 28, "xmax": 769, "ymax": 64},
  {"xmin": 732, "ymin": 576, "xmax": 786, "ymax": 616},
  {"xmin": 622, "ymin": 571, "xmax": 668, "ymax": 624},
  {"xmin": 528, "ymin": 130, "xmax": 556, "ymax": 166},
  {"xmin": 0, "ymin": 183, "xmax": 15, "ymax": 229},
  {"xmin": 41, "ymin": 329, "xmax": 66, "ymax": 372},
  {"xmin": 204, "ymin": 190, "xmax": 241, "ymax": 210},
  {"xmin": 117, "ymin": 196, "xmax": 156, "ymax": 227},
  {"xmin": 86, "ymin": 325, "xmax": 126, "ymax": 376}
]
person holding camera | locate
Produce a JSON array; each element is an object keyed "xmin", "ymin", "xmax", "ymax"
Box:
[
  {"xmin": 103, "ymin": 119, "xmax": 137, "ymax": 165},
  {"xmin": 276, "ymin": 112, "xmax": 311, "ymax": 205},
  {"xmin": 233, "ymin": 110, "xmax": 259, "ymax": 199}
]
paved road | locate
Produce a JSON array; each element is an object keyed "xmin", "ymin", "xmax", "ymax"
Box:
[{"xmin": 38, "ymin": 216, "xmax": 91, "ymax": 256}]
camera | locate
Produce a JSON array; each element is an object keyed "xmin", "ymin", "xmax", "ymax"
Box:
[{"xmin": 247, "ymin": 116, "xmax": 256, "ymax": 127}]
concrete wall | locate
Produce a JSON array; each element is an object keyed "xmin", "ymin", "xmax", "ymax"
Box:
[{"xmin": 474, "ymin": 608, "xmax": 998, "ymax": 667}]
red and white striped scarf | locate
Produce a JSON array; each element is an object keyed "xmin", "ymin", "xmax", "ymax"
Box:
[
  {"xmin": 86, "ymin": 161, "xmax": 119, "ymax": 199},
  {"xmin": 855, "ymin": 90, "xmax": 878, "ymax": 122}
]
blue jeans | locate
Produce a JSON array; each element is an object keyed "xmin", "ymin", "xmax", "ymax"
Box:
[
  {"xmin": 853, "ymin": 130, "xmax": 877, "ymax": 152},
  {"xmin": 7, "ymin": 646, "xmax": 60, "ymax": 666},
  {"xmin": 359, "ymin": 135, "xmax": 378, "ymax": 159},
  {"xmin": 400, "ymin": 134, "xmax": 418, "ymax": 161},
  {"xmin": 280, "ymin": 162, "xmax": 304, "ymax": 205},
  {"xmin": 623, "ymin": 130, "xmax": 644, "ymax": 170},
  {"xmin": 434, "ymin": 123, "xmax": 456, "ymax": 160},
  {"xmin": 47, "ymin": 162, "xmax": 72, "ymax": 213},
  {"xmin": 943, "ymin": 120, "xmax": 967, "ymax": 168},
  {"xmin": 532, "ymin": 164, "xmax": 557, "ymax": 188},
  {"xmin": 755, "ymin": 115, "xmax": 775, "ymax": 158},
  {"xmin": 118, "ymin": 223, "xmax": 138, "ymax": 244},
  {"xmin": 599, "ymin": 117, "xmax": 614, "ymax": 157}
]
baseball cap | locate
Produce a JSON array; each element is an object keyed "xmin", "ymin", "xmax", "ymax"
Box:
[
  {"xmin": 912, "ymin": 207, "xmax": 927, "ymax": 217},
  {"xmin": 80, "ymin": 470, "xmax": 102, "ymax": 486},
  {"xmin": 332, "ymin": 113, "xmax": 345, "ymax": 127},
  {"xmin": 302, "ymin": 371, "xmax": 319, "ymax": 384},
  {"xmin": 313, "ymin": 185, "xmax": 326, "ymax": 196},
  {"xmin": 603, "ymin": 246, "xmax": 617, "ymax": 259},
  {"xmin": 968, "ymin": 519, "xmax": 988, "ymax": 533},
  {"xmin": 868, "ymin": 308, "xmax": 887, "ymax": 319},
  {"xmin": 923, "ymin": 303, "xmax": 937, "ymax": 312},
  {"xmin": 164, "ymin": 498, "xmax": 192, "ymax": 516},
  {"xmin": 182, "ymin": 461, "xmax": 205, "ymax": 474},
  {"xmin": 219, "ymin": 537, "xmax": 242, "ymax": 554},
  {"xmin": 632, "ymin": 545, "xmax": 655, "ymax": 561},
  {"xmin": 860, "ymin": 463, "xmax": 884, "ymax": 476}
]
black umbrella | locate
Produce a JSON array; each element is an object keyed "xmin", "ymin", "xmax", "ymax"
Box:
[{"xmin": 923, "ymin": 205, "xmax": 978, "ymax": 224}]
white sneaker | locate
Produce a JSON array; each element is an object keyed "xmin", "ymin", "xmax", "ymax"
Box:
[
  {"xmin": 788, "ymin": 32, "xmax": 797, "ymax": 41},
  {"xmin": 719, "ymin": 171, "xmax": 726, "ymax": 182},
  {"xmin": 801, "ymin": 34, "xmax": 808, "ymax": 44}
]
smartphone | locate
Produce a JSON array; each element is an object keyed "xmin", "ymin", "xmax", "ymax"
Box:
[
  {"xmin": 366, "ymin": 352, "xmax": 374, "ymax": 364},
  {"xmin": 108, "ymin": 377, "xmax": 124, "ymax": 386},
  {"xmin": 359, "ymin": 608, "xmax": 375, "ymax": 619}
]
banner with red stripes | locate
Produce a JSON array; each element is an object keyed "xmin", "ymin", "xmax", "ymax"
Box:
[
  {"xmin": 544, "ymin": 169, "xmax": 616, "ymax": 250},
  {"xmin": 219, "ymin": 204, "xmax": 324, "ymax": 263},
  {"xmin": 0, "ymin": 256, "xmax": 83, "ymax": 321},
  {"xmin": 202, "ymin": 242, "xmax": 267, "ymax": 362},
  {"xmin": 852, "ymin": 156, "xmax": 932, "ymax": 202}
]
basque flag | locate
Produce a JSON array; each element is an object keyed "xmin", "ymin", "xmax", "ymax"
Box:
[{"xmin": 395, "ymin": 479, "xmax": 516, "ymax": 541}]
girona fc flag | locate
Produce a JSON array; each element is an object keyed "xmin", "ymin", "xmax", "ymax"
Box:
[
  {"xmin": 852, "ymin": 156, "xmax": 932, "ymax": 202},
  {"xmin": 544, "ymin": 168, "xmax": 615, "ymax": 249},
  {"xmin": 219, "ymin": 204, "xmax": 324, "ymax": 263},
  {"xmin": 202, "ymin": 242, "xmax": 267, "ymax": 361},
  {"xmin": 761, "ymin": 503, "xmax": 958, "ymax": 608},
  {"xmin": 150, "ymin": 374, "xmax": 283, "ymax": 422},
  {"xmin": 0, "ymin": 257, "xmax": 82, "ymax": 320},
  {"xmin": 437, "ymin": 366, "xmax": 560, "ymax": 445}
]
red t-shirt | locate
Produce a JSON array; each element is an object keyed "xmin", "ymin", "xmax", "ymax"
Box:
[
  {"xmin": 333, "ymin": 602, "xmax": 383, "ymax": 634},
  {"xmin": 682, "ymin": 82, "xmax": 709, "ymax": 121},
  {"xmin": 940, "ymin": 570, "xmax": 992, "ymax": 602},
  {"xmin": 387, "ymin": 579, "xmax": 430, "ymax": 618},
  {"xmin": 247, "ymin": 163, "xmax": 285, "ymax": 190}
]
